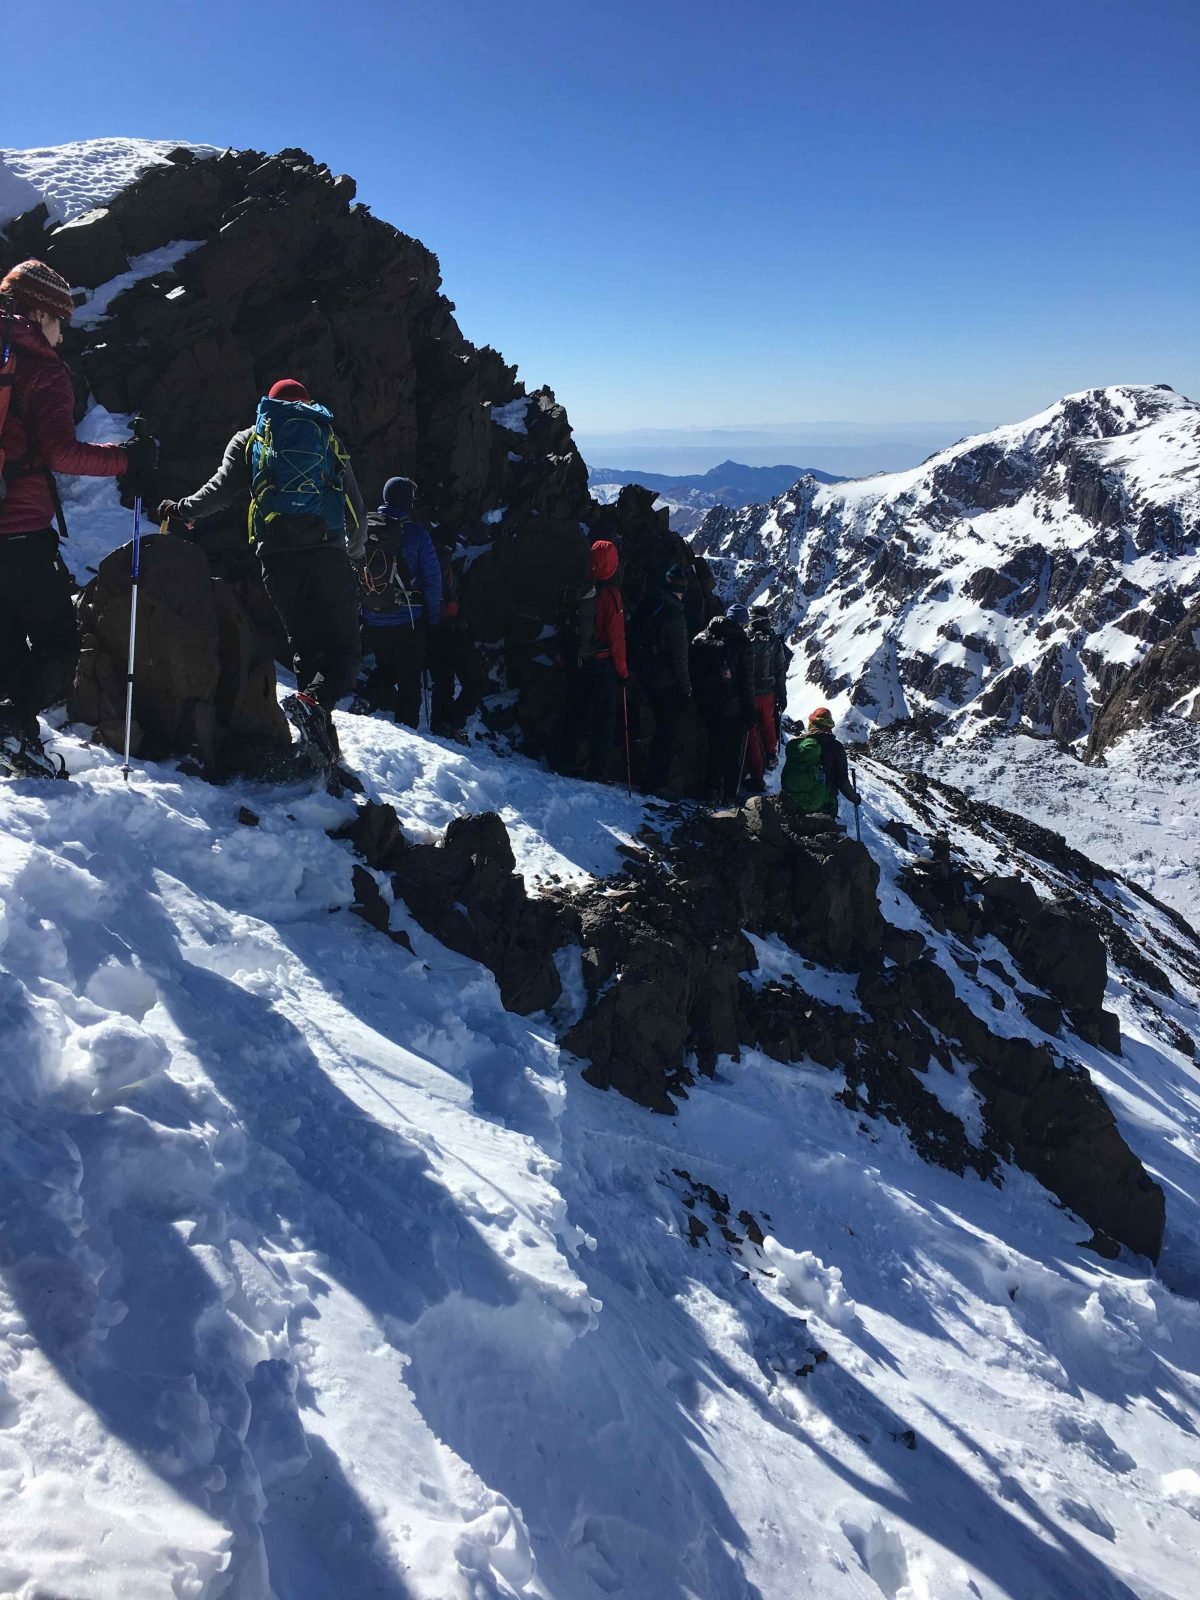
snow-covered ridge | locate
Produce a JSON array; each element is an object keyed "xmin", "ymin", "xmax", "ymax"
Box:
[
  {"xmin": 693, "ymin": 383, "xmax": 1200, "ymax": 749},
  {"xmin": 0, "ymin": 138, "xmax": 221, "ymax": 229}
]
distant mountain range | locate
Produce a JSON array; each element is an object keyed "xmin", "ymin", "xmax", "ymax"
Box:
[{"xmin": 588, "ymin": 459, "xmax": 845, "ymax": 534}]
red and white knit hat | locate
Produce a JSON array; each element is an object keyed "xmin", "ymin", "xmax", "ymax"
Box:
[{"xmin": 0, "ymin": 258, "xmax": 75, "ymax": 322}]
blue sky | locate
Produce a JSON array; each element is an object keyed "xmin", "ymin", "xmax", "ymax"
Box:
[{"xmin": 11, "ymin": 0, "xmax": 1200, "ymax": 461}]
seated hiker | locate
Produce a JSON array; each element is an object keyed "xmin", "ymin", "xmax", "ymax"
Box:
[
  {"xmin": 358, "ymin": 476, "xmax": 443, "ymax": 728},
  {"xmin": 0, "ymin": 260, "xmax": 152, "ymax": 776},
  {"xmin": 780, "ymin": 706, "xmax": 861, "ymax": 819},
  {"xmin": 554, "ymin": 538, "xmax": 627, "ymax": 781},
  {"xmin": 631, "ymin": 563, "xmax": 691, "ymax": 794},
  {"xmin": 158, "ymin": 378, "xmax": 365, "ymax": 761},
  {"xmin": 426, "ymin": 525, "xmax": 484, "ymax": 741},
  {"xmin": 689, "ymin": 607, "xmax": 755, "ymax": 804}
]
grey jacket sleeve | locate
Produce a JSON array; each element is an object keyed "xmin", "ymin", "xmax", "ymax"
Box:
[
  {"xmin": 343, "ymin": 462, "xmax": 367, "ymax": 561},
  {"xmin": 178, "ymin": 428, "xmax": 253, "ymax": 521}
]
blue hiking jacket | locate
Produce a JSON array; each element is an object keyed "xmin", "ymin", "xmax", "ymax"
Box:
[{"xmin": 361, "ymin": 513, "xmax": 443, "ymax": 628}]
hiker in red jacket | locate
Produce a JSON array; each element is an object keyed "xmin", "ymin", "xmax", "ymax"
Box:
[
  {"xmin": 0, "ymin": 260, "xmax": 149, "ymax": 770},
  {"xmin": 554, "ymin": 538, "xmax": 627, "ymax": 781}
]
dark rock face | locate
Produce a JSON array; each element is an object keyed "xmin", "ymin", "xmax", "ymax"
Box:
[
  {"xmin": 1011, "ymin": 901, "xmax": 1108, "ymax": 1012},
  {"xmin": 1086, "ymin": 600, "xmax": 1200, "ymax": 761},
  {"xmin": 69, "ymin": 534, "xmax": 290, "ymax": 774}
]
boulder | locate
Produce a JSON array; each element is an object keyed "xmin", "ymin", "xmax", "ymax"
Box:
[
  {"xmin": 388, "ymin": 811, "xmax": 572, "ymax": 1015},
  {"xmin": 69, "ymin": 534, "xmax": 290, "ymax": 774},
  {"xmin": 1011, "ymin": 901, "xmax": 1108, "ymax": 1013}
]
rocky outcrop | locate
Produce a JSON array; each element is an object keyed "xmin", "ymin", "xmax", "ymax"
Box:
[
  {"xmin": 69, "ymin": 533, "xmax": 293, "ymax": 777},
  {"xmin": 1085, "ymin": 600, "xmax": 1200, "ymax": 760},
  {"xmin": 0, "ymin": 145, "xmax": 595, "ymax": 646},
  {"xmin": 337, "ymin": 790, "xmax": 1165, "ymax": 1260},
  {"xmin": 335, "ymin": 802, "xmax": 573, "ymax": 1014}
]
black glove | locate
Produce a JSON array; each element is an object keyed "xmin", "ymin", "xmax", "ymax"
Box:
[
  {"xmin": 123, "ymin": 428, "xmax": 159, "ymax": 482},
  {"xmin": 851, "ymin": 791, "xmax": 862, "ymax": 807}
]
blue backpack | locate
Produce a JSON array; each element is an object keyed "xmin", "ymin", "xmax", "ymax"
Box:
[{"xmin": 246, "ymin": 397, "xmax": 351, "ymax": 551}]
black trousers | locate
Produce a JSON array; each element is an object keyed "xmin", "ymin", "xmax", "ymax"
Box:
[
  {"xmin": 642, "ymin": 679, "xmax": 685, "ymax": 792},
  {"xmin": 702, "ymin": 711, "xmax": 747, "ymax": 803},
  {"xmin": 0, "ymin": 528, "xmax": 78, "ymax": 735},
  {"xmin": 260, "ymin": 544, "xmax": 361, "ymax": 711},
  {"xmin": 364, "ymin": 620, "xmax": 427, "ymax": 727},
  {"xmin": 558, "ymin": 657, "xmax": 619, "ymax": 780},
  {"xmin": 427, "ymin": 620, "xmax": 485, "ymax": 728}
]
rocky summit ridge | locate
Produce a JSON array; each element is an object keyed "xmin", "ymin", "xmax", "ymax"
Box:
[{"xmin": 692, "ymin": 384, "xmax": 1200, "ymax": 753}]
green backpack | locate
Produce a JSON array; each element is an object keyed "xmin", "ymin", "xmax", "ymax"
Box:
[{"xmin": 781, "ymin": 735, "xmax": 832, "ymax": 812}]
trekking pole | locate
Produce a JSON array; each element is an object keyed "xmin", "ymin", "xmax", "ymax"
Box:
[
  {"xmin": 736, "ymin": 729, "xmax": 750, "ymax": 798},
  {"xmin": 120, "ymin": 496, "xmax": 143, "ymax": 782},
  {"xmin": 622, "ymin": 684, "xmax": 633, "ymax": 798},
  {"xmin": 851, "ymin": 762, "xmax": 862, "ymax": 843}
]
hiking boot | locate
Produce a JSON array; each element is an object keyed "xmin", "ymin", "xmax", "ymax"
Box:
[
  {"xmin": 282, "ymin": 691, "xmax": 338, "ymax": 766},
  {"xmin": 0, "ymin": 729, "xmax": 67, "ymax": 780},
  {"xmin": 430, "ymin": 720, "xmax": 470, "ymax": 746}
]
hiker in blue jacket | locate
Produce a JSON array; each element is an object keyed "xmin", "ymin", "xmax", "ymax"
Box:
[{"xmin": 359, "ymin": 476, "xmax": 442, "ymax": 727}]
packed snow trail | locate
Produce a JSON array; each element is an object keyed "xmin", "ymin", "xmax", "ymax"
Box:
[{"xmin": 1, "ymin": 711, "xmax": 1199, "ymax": 1599}]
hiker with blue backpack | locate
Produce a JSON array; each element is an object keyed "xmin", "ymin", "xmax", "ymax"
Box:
[
  {"xmin": 158, "ymin": 379, "xmax": 365, "ymax": 762},
  {"xmin": 780, "ymin": 706, "xmax": 861, "ymax": 821},
  {"xmin": 357, "ymin": 476, "xmax": 442, "ymax": 728}
]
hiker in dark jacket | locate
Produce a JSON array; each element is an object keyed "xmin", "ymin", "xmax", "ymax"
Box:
[
  {"xmin": 689, "ymin": 608, "xmax": 755, "ymax": 803},
  {"xmin": 555, "ymin": 538, "xmax": 627, "ymax": 781},
  {"xmin": 635, "ymin": 563, "xmax": 691, "ymax": 794},
  {"xmin": 781, "ymin": 706, "xmax": 860, "ymax": 818},
  {"xmin": 158, "ymin": 378, "xmax": 365, "ymax": 754},
  {"xmin": 358, "ymin": 476, "xmax": 443, "ymax": 728},
  {"xmin": 0, "ymin": 260, "xmax": 147, "ymax": 773},
  {"xmin": 748, "ymin": 606, "xmax": 790, "ymax": 772},
  {"xmin": 426, "ymin": 527, "xmax": 484, "ymax": 740}
]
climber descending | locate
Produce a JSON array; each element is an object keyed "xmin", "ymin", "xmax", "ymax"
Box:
[
  {"xmin": 553, "ymin": 539, "xmax": 627, "ymax": 782},
  {"xmin": 158, "ymin": 379, "xmax": 366, "ymax": 767},
  {"xmin": 780, "ymin": 706, "xmax": 861, "ymax": 821},
  {"xmin": 0, "ymin": 260, "xmax": 152, "ymax": 779},
  {"xmin": 689, "ymin": 606, "xmax": 755, "ymax": 804}
]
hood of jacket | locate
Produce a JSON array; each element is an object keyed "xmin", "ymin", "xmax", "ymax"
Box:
[{"xmin": 589, "ymin": 539, "xmax": 619, "ymax": 582}]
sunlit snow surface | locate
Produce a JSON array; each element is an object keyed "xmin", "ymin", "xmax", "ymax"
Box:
[
  {"xmin": 1, "ymin": 687, "xmax": 1199, "ymax": 1598},
  {"xmin": 0, "ymin": 138, "xmax": 220, "ymax": 228}
]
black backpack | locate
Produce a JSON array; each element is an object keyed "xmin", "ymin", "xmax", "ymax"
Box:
[
  {"xmin": 360, "ymin": 516, "xmax": 424, "ymax": 615},
  {"xmin": 557, "ymin": 580, "xmax": 599, "ymax": 665}
]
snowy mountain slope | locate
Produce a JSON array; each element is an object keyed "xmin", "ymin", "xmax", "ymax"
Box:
[
  {"xmin": 0, "ymin": 139, "xmax": 220, "ymax": 229},
  {"xmin": 873, "ymin": 726, "xmax": 1200, "ymax": 922},
  {"xmin": 2, "ymin": 704, "xmax": 1200, "ymax": 1599},
  {"xmin": 692, "ymin": 385, "xmax": 1200, "ymax": 748}
]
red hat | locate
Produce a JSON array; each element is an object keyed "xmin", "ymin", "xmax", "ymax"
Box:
[
  {"xmin": 808, "ymin": 706, "xmax": 835, "ymax": 730},
  {"xmin": 268, "ymin": 378, "xmax": 310, "ymax": 401},
  {"xmin": 0, "ymin": 259, "xmax": 74, "ymax": 322}
]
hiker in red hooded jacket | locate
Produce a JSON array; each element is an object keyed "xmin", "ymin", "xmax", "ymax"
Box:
[
  {"xmin": 554, "ymin": 537, "xmax": 627, "ymax": 782},
  {"xmin": 0, "ymin": 260, "xmax": 147, "ymax": 762}
]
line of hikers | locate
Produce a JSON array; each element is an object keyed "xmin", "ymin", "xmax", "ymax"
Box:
[
  {"xmin": 551, "ymin": 534, "xmax": 860, "ymax": 817},
  {"xmin": 0, "ymin": 255, "xmax": 860, "ymax": 822}
]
